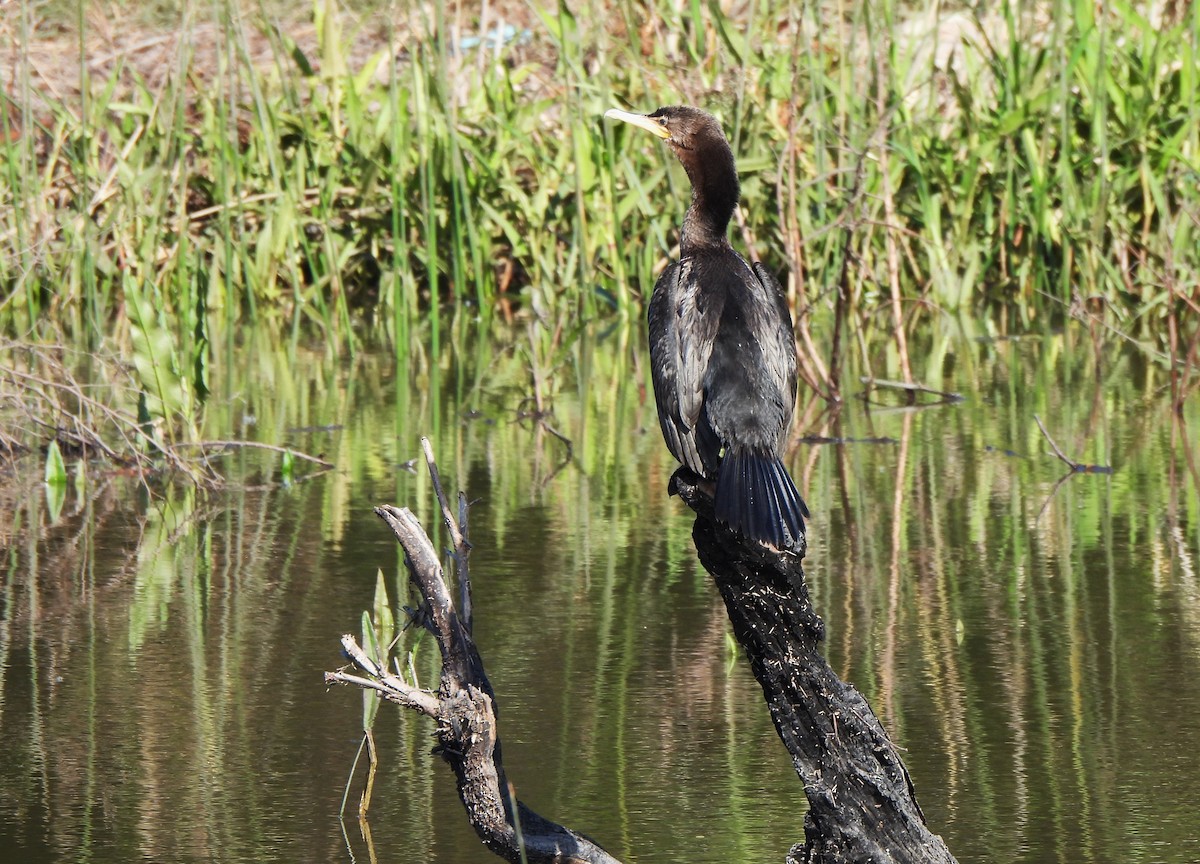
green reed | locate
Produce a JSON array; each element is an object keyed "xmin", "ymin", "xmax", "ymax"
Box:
[{"xmin": 1, "ymin": 0, "xmax": 1197, "ymax": 457}]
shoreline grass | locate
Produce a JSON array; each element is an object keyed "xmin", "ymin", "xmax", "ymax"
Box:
[{"xmin": 1, "ymin": 0, "xmax": 1198, "ymax": 463}]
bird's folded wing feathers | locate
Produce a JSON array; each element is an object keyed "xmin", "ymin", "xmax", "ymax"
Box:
[
  {"xmin": 752, "ymin": 261, "xmax": 798, "ymax": 403},
  {"xmin": 649, "ymin": 263, "xmax": 693, "ymax": 469},
  {"xmin": 674, "ymin": 258, "xmax": 722, "ymax": 428}
]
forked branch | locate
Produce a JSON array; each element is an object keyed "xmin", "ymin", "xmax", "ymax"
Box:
[
  {"xmin": 325, "ymin": 445, "xmax": 619, "ymax": 864},
  {"xmin": 1033, "ymin": 414, "xmax": 1113, "ymax": 474},
  {"xmin": 327, "ymin": 442, "xmax": 956, "ymax": 863}
]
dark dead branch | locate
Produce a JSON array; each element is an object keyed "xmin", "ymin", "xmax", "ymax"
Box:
[
  {"xmin": 670, "ymin": 467, "xmax": 958, "ymax": 864},
  {"xmin": 328, "ymin": 441, "xmax": 955, "ymax": 863},
  {"xmin": 419, "ymin": 436, "xmax": 473, "ymax": 632},
  {"xmin": 325, "ymin": 452, "xmax": 619, "ymax": 864},
  {"xmin": 860, "ymin": 377, "xmax": 965, "ymax": 407},
  {"xmin": 1033, "ymin": 414, "xmax": 1113, "ymax": 474}
]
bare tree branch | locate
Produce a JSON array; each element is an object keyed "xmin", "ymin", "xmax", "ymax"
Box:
[
  {"xmin": 327, "ymin": 491, "xmax": 620, "ymax": 864},
  {"xmin": 329, "ymin": 447, "xmax": 958, "ymax": 863},
  {"xmin": 670, "ymin": 467, "xmax": 958, "ymax": 864},
  {"xmin": 328, "ymin": 634, "xmax": 440, "ymax": 716}
]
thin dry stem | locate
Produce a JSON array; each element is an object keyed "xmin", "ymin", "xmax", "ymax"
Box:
[{"xmin": 1033, "ymin": 413, "xmax": 1081, "ymax": 470}]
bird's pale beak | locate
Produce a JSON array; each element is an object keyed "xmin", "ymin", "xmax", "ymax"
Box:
[{"xmin": 604, "ymin": 108, "xmax": 671, "ymax": 140}]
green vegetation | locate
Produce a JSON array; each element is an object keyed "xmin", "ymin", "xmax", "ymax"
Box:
[{"xmin": 1, "ymin": 0, "xmax": 1198, "ymax": 467}]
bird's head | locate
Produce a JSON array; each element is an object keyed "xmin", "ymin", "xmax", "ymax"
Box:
[
  {"xmin": 604, "ymin": 105, "xmax": 728, "ymax": 158},
  {"xmin": 604, "ymin": 104, "xmax": 740, "ymax": 246}
]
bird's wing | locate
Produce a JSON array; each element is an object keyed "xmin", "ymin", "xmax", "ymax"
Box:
[
  {"xmin": 752, "ymin": 261, "xmax": 798, "ymax": 408},
  {"xmin": 674, "ymin": 258, "xmax": 723, "ymax": 429},
  {"xmin": 648, "ymin": 259, "xmax": 722, "ymax": 476},
  {"xmin": 648, "ymin": 262, "xmax": 688, "ymax": 464}
]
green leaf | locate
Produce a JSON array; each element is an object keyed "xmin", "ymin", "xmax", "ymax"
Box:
[
  {"xmin": 361, "ymin": 589, "xmax": 387, "ymax": 730},
  {"xmin": 709, "ymin": 0, "xmax": 747, "ymax": 64},
  {"xmin": 283, "ymin": 32, "xmax": 315, "ymax": 76},
  {"xmin": 44, "ymin": 440, "xmax": 67, "ymax": 486},
  {"xmin": 73, "ymin": 459, "xmax": 87, "ymax": 499},
  {"xmin": 362, "ymin": 688, "xmax": 380, "ymax": 730},
  {"xmin": 362, "ymin": 609, "xmax": 380, "ymax": 662},
  {"xmin": 353, "ymin": 50, "xmax": 388, "ymax": 97},
  {"xmin": 44, "ymin": 478, "xmax": 65, "ymax": 523},
  {"xmin": 373, "ymin": 569, "xmax": 395, "ymax": 653}
]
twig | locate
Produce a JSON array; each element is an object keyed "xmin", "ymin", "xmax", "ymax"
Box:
[
  {"xmin": 458, "ymin": 490, "xmax": 472, "ymax": 633},
  {"xmin": 800, "ymin": 434, "xmax": 898, "ymax": 446},
  {"xmin": 860, "ymin": 377, "xmax": 965, "ymax": 405},
  {"xmin": 874, "ymin": 42, "xmax": 912, "ymax": 386},
  {"xmin": 1033, "ymin": 414, "xmax": 1113, "ymax": 474},
  {"xmin": 1033, "ymin": 414, "xmax": 1079, "ymax": 469},
  {"xmin": 419, "ymin": 436, "xmax": 472, "ymax": 632},
  {"xmin": 421, "ymin": 436, "xmax": 464, "ymax": 547},
  {"xmin": 174, "ymin": 439, "xmax": 334, "ymax": 468},
  {"xmin": 327, "ymin": 634, "xmax": 440, "ymax": 716},
  {"xmin": 827, "ymin": 147, "xmax": 867, "ymax": 402}
]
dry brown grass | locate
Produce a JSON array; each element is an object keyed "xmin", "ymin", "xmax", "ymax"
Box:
[{"xmin": 0, "ymin": 0, "xmax": 551, "ymax": 119}]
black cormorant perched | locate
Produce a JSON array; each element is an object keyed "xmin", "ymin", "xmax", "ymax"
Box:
[{"xmin": 605, "ymin": 105, "xmax": 809, "ymax": 550}]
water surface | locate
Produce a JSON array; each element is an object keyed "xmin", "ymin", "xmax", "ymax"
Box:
[{"xmin": 1, "ymin": 320, "xmax": 1197, "ymax": 863}]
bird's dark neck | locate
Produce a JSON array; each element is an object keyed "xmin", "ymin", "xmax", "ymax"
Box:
[{"xmin": 678, "ymin": 144, "xmax": 739, "ymax": 252}]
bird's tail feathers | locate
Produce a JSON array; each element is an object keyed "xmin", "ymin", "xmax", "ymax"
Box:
[{"xmin": 715, "ymin": 448, "xmax": 808, "ymax": 550}]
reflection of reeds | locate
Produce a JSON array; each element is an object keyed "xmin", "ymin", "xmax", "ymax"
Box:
[
  {"xmin": 3, "ymin": 314, "xmax": 1199, "ymax": 860},
  {"xmin": 801, "ymin": 322, "xmax": 1200, "ymax": 860}
]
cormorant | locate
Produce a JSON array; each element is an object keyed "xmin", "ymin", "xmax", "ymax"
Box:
[{"xmin": 605, "ymin": 105, "xmax": 809, "ymax": 550}]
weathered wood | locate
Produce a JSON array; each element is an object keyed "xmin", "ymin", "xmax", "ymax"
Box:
[
  {"xmin": 671, "ymin": 467, "xmax": 958, "ymax": 864},
  {"xmin": 327, "ymin": 500, "xmax": 620, "ymax": 864},
  {"xmin": 329, "ymin": 444, "xmax": 957, "ymax": 864}
]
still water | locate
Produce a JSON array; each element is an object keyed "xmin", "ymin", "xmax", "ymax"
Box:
[{"xmin": 1, "ymin": 318, "xmax": 1198, "ymax": 864}]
